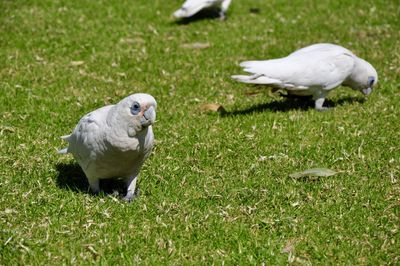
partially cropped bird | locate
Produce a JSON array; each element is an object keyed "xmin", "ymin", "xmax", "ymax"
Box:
[
  {"xmin": 173, "ymin": 0, "xmax": 232, "ymax": 20},
  {"xmin": 59, "ymin": 93, "xmax": 157, "ymax": 202},
  {"xmin": 232, "ymin": 43, "xmax": 378, "ymax": 110}
]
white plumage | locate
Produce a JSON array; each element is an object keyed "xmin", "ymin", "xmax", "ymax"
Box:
[
  {"xmin": 232, "ymin": 43, "xmax": 378, "ymax": 110},
  {"xmin": 59, "ymin": 93, "xmax": 157, "ymax": 201},
  {"xmin": 173, "ymin": 0, "xmax": 232, "ymax": 20}
]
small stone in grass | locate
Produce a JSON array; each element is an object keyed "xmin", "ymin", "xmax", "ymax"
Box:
[{"xmin": 200, "ymin": 103, "xmax": 226, "ymax": 114}]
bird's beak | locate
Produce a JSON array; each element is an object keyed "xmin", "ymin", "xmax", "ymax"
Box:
[
  {"xmin": 362, "ymin": 87, "xmax": 372, "ymax": 95},
  {"xmin": 140, "ymin": 106, "xmax": 156, "ymax": 127}
]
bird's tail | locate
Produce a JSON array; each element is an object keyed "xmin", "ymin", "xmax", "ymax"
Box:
[
  {"xmin": 231, "ymin": 74, "xmax": 280, "ymax": 85},
  {"xmin": 173, "ymin": 9, "xmax": 187, "ymax": 18},
  {"xmin": 173, "ymin": 2, "xmax": 209, "ymax": 18},
  {"xmin": 61, "ymin": 134, "xmax": 70, "ymax": 140},
  {"xmin": 58, "ymin": 134, "xmax": 70, "ymax": 154},
  {"xmin": 58, "ymin": 148, "xmax": 68, "ymax": 154}
]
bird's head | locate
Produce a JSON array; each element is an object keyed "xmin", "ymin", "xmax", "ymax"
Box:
[
  {"xmin": 346, "ymin": 58, "xmax": 378, "ymax": 96},
  {"xmin": 109, "ymin": 93, "xmax": 157, "ymax": 138}
]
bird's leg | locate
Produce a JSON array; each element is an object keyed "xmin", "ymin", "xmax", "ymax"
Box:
[
  {"xmin": 314, "ymin": 98, "xmax": 328, "ymax": 111},
  {"xmin": 219, "ymin": 0, "xmax": 231, "ymax": 20},
  {"xmin": 123, "ymin": 176, "xmax": 139, "ymax": 202},
  {"xmin": 218, "ymin": 10, "xmax": 226, "ymax": 20},
  {"xmin": 88, "ymin": 178, "xmax": 100, "ymax": 194},
  {"xmin": 313, "ymin": 91, "xmax": 329, "ymax": 111}
]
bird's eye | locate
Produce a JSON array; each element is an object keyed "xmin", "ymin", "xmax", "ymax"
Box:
[
  {"xmin": 368, "ymin": 77, "xmax": 375, "ymax": 87},
  {"xmin": 130, "ymin": 102, "xmax": 141, "ymax": 115}
]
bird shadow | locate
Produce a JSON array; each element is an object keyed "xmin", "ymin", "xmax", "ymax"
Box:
[
  {"xmin": 55, "ymin": 162, "xmax": 90, "ymax": 193},
  {"xmin": 55, "ymin": 163, "xmax": 127, "ymax": 196},
  {"xmin": 222, "ymin": 96, "xmax": 365, "ymax": 116},
  {"xmin": 173, "ymin": 8, "xmax": 223, "ymax": 25}
]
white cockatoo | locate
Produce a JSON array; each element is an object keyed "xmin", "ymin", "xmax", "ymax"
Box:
[
  {"xmin": 232, "ymin": 43, "xmax": 378, "ymax": 110},
  {"xmin": 173, "ymin": 0, "xmax": 232, "ymax": 20},
  {"xmin": 59, "ymin": 93, "xmax": 157, "ymax": 201}
]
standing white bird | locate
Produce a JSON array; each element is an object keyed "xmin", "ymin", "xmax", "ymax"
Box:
[
  {"xmin": 173, "ymin": 0, "xmax": 232, "ymax": 20},
  {"xmin": 59, "ymin": 93, "xmax": 157, "ymax": 202},
  {"xmin": 232, "ymin": 43, "xmax": 378, "ymax": 110}
]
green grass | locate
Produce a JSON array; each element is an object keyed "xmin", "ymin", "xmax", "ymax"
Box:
[{"xmin": 1, "ymin": 0, "xmax": 400, "ymax": 264}]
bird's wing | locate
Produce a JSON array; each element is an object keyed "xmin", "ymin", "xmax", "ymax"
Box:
[
  {"xmin": 289, "ymin": 43, "xmax": 354, "ymax": 57},
  {"xmin": 65, "ymin": 105, "xmax": 112, "ymax": 168},
  {"xmin": 173, "ymin": 0, "xmax": 219, "ymax": 18},
  {"xmin": 235, "ymin": 50, "xmax": 355, "ymax": 90}
]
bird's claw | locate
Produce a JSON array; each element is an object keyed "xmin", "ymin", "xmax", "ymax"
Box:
[
  {"xmin": 316, "ymin": 107, "xmax": 330, "ymax": 112},
  {"xmin": 122, "ymin": 188, "xmax": 140, "ymax": 203}
]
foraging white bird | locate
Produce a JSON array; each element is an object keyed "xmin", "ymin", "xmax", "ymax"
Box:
[
  {"xmin": 232, "ymin": 43, "xmax": 378, "ymax": 110},
  {"xmin": 59, "ymin": 93, "xmax": 157, "ymax": 201},
  {"xmin": 173, "ymin": 0, "xmax": 232, "ymax": 20}
]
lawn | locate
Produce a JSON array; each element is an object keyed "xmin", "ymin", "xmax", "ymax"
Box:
[{"xmin": 1, "ymin": 0, "xmax": 399, "ymax": 264}]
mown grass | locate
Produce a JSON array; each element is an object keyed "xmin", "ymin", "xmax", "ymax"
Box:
[{"xmin": 1, "ymin": 0, "xmax": 399, "ymax": 264}]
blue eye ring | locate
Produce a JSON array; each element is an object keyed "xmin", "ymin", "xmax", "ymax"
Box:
[
  {"xmin": 368, "ymin": 76, "xmax": 375, "ymax": 87},
  {"xmin": 130, "ymin": 101, "xmax": 141, "ymax": 115}
]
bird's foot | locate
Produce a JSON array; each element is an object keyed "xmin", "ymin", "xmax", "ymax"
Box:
[
  {"xmin": 315, "ymin": 106, "xmax": 330, "ymax": 112},
  {"xmin": 219, "ymin": 11, "xmax": 226, "ymax": 20},
  {"xmin": 122, "ymin": 188, "xmax": 140, "ymax": 203},
  {"xmin": 91, "ymin": 189, "xmax": 101, "ymax": 195}
]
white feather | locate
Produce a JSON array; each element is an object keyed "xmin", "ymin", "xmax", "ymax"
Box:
[
  {"xmin": 59, "ymin": 93, "xmax": 157, "ymax": 201},
  {"xmin": 173, "ymin": 0, "xmax": 231, "ymax": 18},
  {"xmin": 232, "ymin": 43, "xmax": 378, "ymax": 110}
]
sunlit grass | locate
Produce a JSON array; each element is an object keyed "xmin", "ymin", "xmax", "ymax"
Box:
[{"xmin": 1, "ymin": 0, "xmax": 399, "ymax": 264}]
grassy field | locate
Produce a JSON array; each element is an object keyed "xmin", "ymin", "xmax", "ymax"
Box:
[{"xmin": 1, "ymin": 0, "xmax": 399, "ymax": 264}]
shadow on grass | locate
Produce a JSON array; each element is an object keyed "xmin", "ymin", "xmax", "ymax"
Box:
[
  {"xmin": 222, "ymin": 96, "xmax": 366, "ymax": 116},
  {"xmin": 55, "ymin": 162, "xmax": 90, "ymax": 194},
  {"xmin": 173, "ymin": 8, "xmax": 223, "ymax": 25},
  {"xmin": 55, "ymin": 163, "xmax": 127, "ymax": 195}
]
